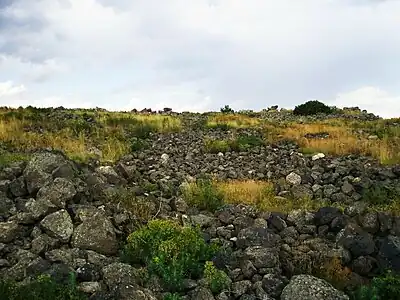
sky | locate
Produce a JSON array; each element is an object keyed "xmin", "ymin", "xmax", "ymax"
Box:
[{"xmin": 0, "ymin": 0, "xmax": 399, "ymax": 118}]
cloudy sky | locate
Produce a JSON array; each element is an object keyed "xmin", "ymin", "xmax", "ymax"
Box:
[{"xmin": 0, "ymin": 0, "xmax": 399, "ymax": 117}]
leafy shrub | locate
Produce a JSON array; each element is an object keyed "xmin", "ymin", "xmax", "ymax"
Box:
[
  {"xmin": 220, "ymin": 105, "xmax": 234, "ymax": 114},
  {"xmin": 203, "ymin": 261, "xmax": 231, "ymax": 294},
  {"xmin": 0, "ymin": 273, "xmax": 86, "ymax": 300},
  {"xmin": 181, "ymin": 176, "xmax": 225, "ymax": 212},
  {"xmin": 130, "ymin": 137, "xmax": 149, "ymax": 152},
  {"xmin": 230, "ymin": 135, "xmax": 264, "ymax": 151},
  {"xmin": 163, "ymin": 293, "xmax": 183, "ymax": 300},
  {"xmin": 204, "ymin": 138, "xmax": 231, "ymax": 153},
  {"xmin": 293, "ymin": 100, "xmax": 333, "ymax": 116},
  {"xmin": 132, "ymin": 122, "xmax": 157, "ymax": 139},
  {"xmin": 351, "ymin": 270, "xmax": 400, "ymax": 300},
  {"xmin": 123, "ymin": 219, "xmax": 220, "ymax": 292},
  {"xmin": 204, "ymin": 135, "xmax": 264, "ymax": 154},
  {"xmin": 361, "ymin": 183, "xmax": 397, "ymax": 206}
]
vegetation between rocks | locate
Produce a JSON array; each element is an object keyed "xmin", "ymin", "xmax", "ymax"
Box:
[{"xmin": 122, "ymin": 219, "xmax": 223, "ymax": 292}]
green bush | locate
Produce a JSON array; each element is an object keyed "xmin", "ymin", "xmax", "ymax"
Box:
[
  {"xmin": 351, "ymin": 270, "xmax": 400, "ymax": 300},
  {"xmin": 204, "ymin": 138, "xmax": 231, "ymax": 153},
  {"xmin": 163, "ymin": 293, "xmax": 183, "ymax": 300},
  {"xmin": 220, "ymin": 105, "xmax": 234, "ymax": 114},
  {"xmin": 204, "ymin": 135, "xmax": 264, "ymax": 154},
  {"xmin": 0, "ymin": 273, "xmax": 87, "ymax": 300},
  {"xmin": 123, "ymin": 219, "xmax": 220, "ymax": 292},
  {"xmin": 130, "ymin": 137, "xmax": 149, "ymax": 152},
  {"xmin": 181, "ymin": 176, "xmax": 225, "ymax": 212},
  {"xmin": 230, "ymin": 135, "xmax": 264, "ymax": 151},
  {"xmin": 203, "ymin": 261, "xmax": 231, "ymax": 294},
  {"xmin": 361, "ymin": 183, "xmax": 397, "ymax": 206},
  {"xmin": 293, "ymin": 100, "xmax": 333, "ymax": 116}
]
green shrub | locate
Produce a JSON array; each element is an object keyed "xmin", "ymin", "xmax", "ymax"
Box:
[
  {"xmin": 130, "ymin": 137, "xmax": 149, "ymax": 152},
  {"xmin": 293, "ymin": 100, "xmax": 333, "ymax": 116},
  {"xmin": 163, "ymin": 293, "xmax": 183, "ymax": 300},
  {"xmin": 204, "ymin": 135, "xmax": 264, "ymax": 154},
  {"xmin": 220, "ymin": 105, "xmax": 234, "ymax": 114},
  {"xmin": 351, "ymin": 270, "xmax": 400, "ymax": 300},
  {"xmin": 361, "ymin": 183, "xmax": 397, "ymax": 206},
  {"xmin": 181, "ymin": 176, "xmax": 225, "ymax": 212},
  {"xmin": 203, "ymin": 261, "xmax": 231, "ymax": 294},
  {"xmin": 0, "ymin": 273, "xmax": 86, "ymax": 300},
  {"xmin": 230, "ymin": 135, "xmax": 264, "ymax": 151},
  {"xmin": 123, "ymin": 219, "xmax": 220, "ymax": 292},
  {"xmin": 204, "ymin": 138, "xmax": 231, "ymax": 153}
]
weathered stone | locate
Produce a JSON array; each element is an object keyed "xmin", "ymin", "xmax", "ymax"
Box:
[
  {"xmin": 286, "ymin": 172, "xmax": 301, "ymax": 185},
  {"xmin": 40, "ymin": 209, "xmax": 73, "ymax": 242},
  {"xmin": 237, "ymin": 227, "xmax": 281, "ymax": 249},
  {"xmin": 36, "ymin": 177, "xmax": 76, "ymax": 209},
  {"xmin": 72, "ymin": 214, "xmax": 118, "ymax": 256},
  {"xmin": 244, "ymin": 246, "xmax": 280, "ymax": 269},
  {"xmin": 337, "ymin": 223, "xmax": 375, "ymax": 258},
  {"xmin": 280, "ymin": 275, "xmax": 349, "ymax": 300},
  {"xmin": 0, "ymin": 221, "xmax": 20, "ymax": 243}
]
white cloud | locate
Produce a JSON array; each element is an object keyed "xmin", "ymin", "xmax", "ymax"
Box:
[
  {"xmin": 328, "ymin": 86, "xmax": 400, "ymax": 118},
  {"xmin": 0, "ymin": 81, "xmax": 26, "ymax": 98},
  {"xmin": 0, "ymin": 0, "xmax": 400, "ymax": 116}
]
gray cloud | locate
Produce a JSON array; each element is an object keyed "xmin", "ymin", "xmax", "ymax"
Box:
[{"xmin": 0, "ymin": 0, "xmax": 399, "ymax": 116}]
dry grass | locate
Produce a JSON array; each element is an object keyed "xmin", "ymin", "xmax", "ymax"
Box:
[
  {"xmin": 207, "ymin": 113, "xmax": 260, "ymax": 129},
  {"xmin": 265, "ymin": 120, "xmax": 400, "ymax": 165},
  {"xmin": 0, "ymin": 111, "xmax": 181, "ymax": 163},
  {"xmin": 216, "ymin": 179, "xmax": 329, "ymax": 213},
  {"xmin": 315, "ymin": 255, "xmax": 353, "ymax": 291}
]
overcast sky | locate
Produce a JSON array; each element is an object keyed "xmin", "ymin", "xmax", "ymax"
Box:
[{"xmin": 0, "ymin": 0, "xmax": 399, "ymax": 118}]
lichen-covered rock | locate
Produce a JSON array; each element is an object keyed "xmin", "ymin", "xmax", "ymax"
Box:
[
  {"xmin": 0, "ymin": 221, "xmax": 20, "ymax": 243},
  {"xmin": 36, "ymin": 177, "xmax": 76, "ymax": 209},
  {"xmin": 280, "ymin": 275, "xmax": 349, "ymax": 300},
  {"xmin": 40, "ymin": 209, "xmax": 73, "ymax": 242},
  {"xmin": 71, "ymin": 213, "xmax": 118, "ymax": 256}
]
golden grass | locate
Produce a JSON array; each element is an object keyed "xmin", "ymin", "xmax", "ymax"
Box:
[
  {"xmin": 265, "ymin": 120, "xmax": 400, "ymax": 165},
  {"xmin": 215, "ymin": 179, "xmax": 328, "ymax": 213},
  {"xmin": 182, "ymin": 178, "xmax": 330, "ymax": 213},
  {"xmin": 207, "ymin": 114, "xmax": 260, "ymax": 128},
  {"xmin": 0, "ymin": 112, "xmax": 182, "ymax": 163}
]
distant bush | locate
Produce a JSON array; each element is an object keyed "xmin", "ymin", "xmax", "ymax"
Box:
[
  {"xmin": 351, "ymin": 270, "xmax": 400, "ymax": 300},
  {"xmin": 123, "ymin": 219, "xmax": 220, "ymax": 292},
  {"xmin": 220, "ymin": 105, "xmax": 234, "ymax": 114},
  {"xmin": 0, "ymin": 273, "xmax": 86, "ymax": 300},
  {"xmin": 181, "ymin": 176, "xmax": 225, "ymax": 212},
  {"xmin": 293, "ymin": 100, "xmax": 333, "ymax": 116},
  {"xmin": 130, "ymin": 137, "xmax": 149, "ymax": 152},
  {"xmin": 204, "ymin": 135, "xmax": 264, "ymax": 154}
]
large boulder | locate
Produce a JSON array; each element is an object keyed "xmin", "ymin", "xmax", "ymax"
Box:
[
  {"xmin": 36, "ymin": 177, "xmax": 76, "ymax": 209},
  {"xmin": 71, "ymin": 212, "xmax": 118, "ymax": 256},
  {"xmin": 39, "ymin": 209, "xmax": 73, "ymax": 243},
  {"xmin": 236, "ymin": 227, "xmax": 281, "ymax": 249},
  {"xmin": 337, "ymin": 223, "xmax": 375, "ymax": 258},
  {"xmin": 280, "ymin": 274, "xmax": 349, "ymax": 300},
  {"xmin": 0, "ymin": 221, "xmax": 20, "ymax": 243},
  {"xmin": 23, "ymin": 152, "xmax": 67, "ymax": 194},
  {"xmin": 377, "ymin": 235, "xmax": 400, "ymax": 272}
]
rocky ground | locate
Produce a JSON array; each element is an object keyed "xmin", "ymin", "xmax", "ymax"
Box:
[{"xmin": 0, "ymin": 108, "xmax": 400, "ymax": 299}]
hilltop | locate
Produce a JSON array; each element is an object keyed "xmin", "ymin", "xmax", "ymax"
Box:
[{"xmin": 0, "ymin": 101, "xmax": 400, "ymax": 300}]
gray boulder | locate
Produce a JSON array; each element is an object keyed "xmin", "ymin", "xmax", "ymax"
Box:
[
  {"xmin": 280, "ymin": 274, "xmax": 349, "ymax": 300},
  {"xmin": 71, "ymin": 213, "xmax": 118, "ymax": 255},
  {"xmin": 40, "ymin": 209, "xmax": 73, "ymax": 243}
]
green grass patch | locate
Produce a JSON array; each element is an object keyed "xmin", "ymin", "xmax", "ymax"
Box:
[{"xmin": 0, "ymin": 273, "xmax": 86, "ymax": 300}]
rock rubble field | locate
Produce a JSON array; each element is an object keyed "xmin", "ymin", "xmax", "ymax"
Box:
[{"xmin": 1, "ymin": 104, "xmax": 400, "ymax": 299}]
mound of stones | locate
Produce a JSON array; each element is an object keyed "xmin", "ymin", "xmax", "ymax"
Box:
[{"xmin": 0, "ymin": 137, "xmax": 399, "ymax": 299}]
